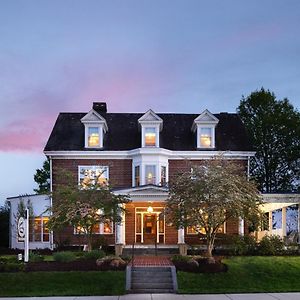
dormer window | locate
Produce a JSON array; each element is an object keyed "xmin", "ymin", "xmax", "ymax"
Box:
[
  {"xmin": 81, "ymin": 105, "xmax": 108, "ymax": 149},
  {"xmin": 88, "ymin": 127, "xmax": 100, "ymax": 147},
  {"xmin": 192, "ymin": 109, "xmax": 219, "ymax": 149},
  {"xmin": 138, "ymin": 109, "xmax": 163, "ymax": 148},
  {"xmin": 145, "ymin": 127, "xmax": 156, "ymax": 146}
]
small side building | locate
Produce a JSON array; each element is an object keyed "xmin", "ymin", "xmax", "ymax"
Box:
[{"xmin": 8, "ymin": 194, "xmax": 52, "ymax": 250}]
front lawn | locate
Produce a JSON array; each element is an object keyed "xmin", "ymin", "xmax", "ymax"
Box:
[
  {"xmin": 177, "ymin": 256, "xmax": 300, "ymax": 293},
  {"xmin": 0, "ymin": 271, "xmax": 125, "ymax": 296}
]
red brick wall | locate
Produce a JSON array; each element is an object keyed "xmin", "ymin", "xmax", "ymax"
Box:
[
  {"xmin": 51, "ymin": 159, "xmax": 131, "ymax": 247},
  {"xmin": 169, "ymin": 159, "xmax": 247, "ymax": 181},
  {"xmin": 52, "ymin": 159, "xmax": 132, "ymax": 188}
]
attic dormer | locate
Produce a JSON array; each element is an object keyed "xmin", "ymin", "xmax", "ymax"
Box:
[
  {"xmin": 81, "ymin": 106, "xmax": 108, "ymax": 148},
  {"xmin": 192, "ymin": 109, "xmax": 219, "ymax": 149},
  {"xmin": 138, "ymin": 109, "xmax": 163, "ymax": 147}
]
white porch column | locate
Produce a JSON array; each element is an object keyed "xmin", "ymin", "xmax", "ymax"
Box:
[
  {"xmin": 282, "ymin": 207, "xmax": 287, "ymax": 237},
  {"xmin": 178, "ymin": 227, "xmax": 185, "ymax": 244},
  {"xmin": 238, "ymin": 217, "xmax": 244, "ymax": 236},
  {"xmin": 115, "ymin": 205, "xmax": 125, "ymax": 245}
]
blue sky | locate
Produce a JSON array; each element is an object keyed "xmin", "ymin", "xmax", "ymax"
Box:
[{"xmin": 1, "ymin": 0, "xmax": 300, "ymax": 204}]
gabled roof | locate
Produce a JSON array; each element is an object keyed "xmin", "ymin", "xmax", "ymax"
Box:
[
  {"xmin": 138, "ymin": 109, "xmax": 163, "ymax": 130},
  {"xmin": 80, "ymin": 109, "xmax": 108, "ymax": 132},
  {"xmin": 192, "ymin": 109, "xmax": 219, "ymax": 132},
  {"xmin": 44, "ymin": 111, "xmax": 253, "ymax": 152}
]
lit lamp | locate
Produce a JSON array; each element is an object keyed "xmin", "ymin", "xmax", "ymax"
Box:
[{"xmin": 147, "ymin": 206, "xmax": 153, "ymax": 213}]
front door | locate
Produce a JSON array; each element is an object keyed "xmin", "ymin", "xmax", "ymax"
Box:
[
  {"xmin": 143, "ymin": 214, "xmax": 156, "ymax": 244},
  {"xmin": 135, "ymin": 207, "xmax": 165, "ymax": 244}
]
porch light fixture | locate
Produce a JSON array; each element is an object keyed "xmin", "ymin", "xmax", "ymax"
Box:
[{"xmin": 147, "ymin": 206, "xmax": 153, "ymax": 213}]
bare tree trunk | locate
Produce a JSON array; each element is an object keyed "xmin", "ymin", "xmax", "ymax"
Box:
[{"xmin": 206, "ymin": 236, "xmax": 216, "ymax": 264}]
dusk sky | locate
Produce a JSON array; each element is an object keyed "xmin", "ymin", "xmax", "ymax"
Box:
[{"xmin": 1, "ymin": 0, "xmax": 300, "ymax": 205}]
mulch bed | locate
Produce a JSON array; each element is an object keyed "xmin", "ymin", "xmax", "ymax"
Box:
[
  {"xmin": 173, "ymin": 256, "xmax": 228, "ymax": 273},
  {"xmin": 25, "ymin": 259, "xmax": 126, "ymax": 272}
]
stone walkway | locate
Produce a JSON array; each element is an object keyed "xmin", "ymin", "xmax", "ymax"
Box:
[{"xmin": 129, "ymin": 256, "xmax": 173, "ymax": 267}]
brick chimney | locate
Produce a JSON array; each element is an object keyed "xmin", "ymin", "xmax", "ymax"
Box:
[{"xmin": 93, "ymin": 102, "xmax": 107, "ymax": 113}]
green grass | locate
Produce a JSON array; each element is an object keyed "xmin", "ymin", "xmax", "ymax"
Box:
[
  {"xmin": 0, "ymin": 271, "xmax": 125, "ymax": 296},
  {"xmin": 177, "ymin": 256, "xmax": 300, "ymax": 294}
]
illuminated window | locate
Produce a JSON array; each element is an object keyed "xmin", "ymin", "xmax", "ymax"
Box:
[
  {"xmin": 79, "ymin": 166, "xmax": 109, "ymax": 188},
  {"xmin": 29, "ymin": 216, "xmax": 49, "ymax": 242},
  {"xmin": 145, "ymin": 165, "xmax": 156, "ymax": 185},
  {"xmin": 103, "ymin": 220, "xmax": 113, "ymax": 234},
  {"xmin": 88, "ymin": 127, "xmax": 100, "ymax": 147},
  {"xmin": 160, "ymin": 166, "xmax": 167, "ymax": 185},
  {"xmin": 145, "ymin": 127, "xmax": 156, "ymax": 146},
  {"xmin": 75, "ymin": 220, "xmax": 113, "ymax": 235},
  {"xmin": 187, "ymin": 224, "xmax": 224, "ymax": 235},
  {"xmin": 134, "ymin": 166, "xmax": 140, "ymax": 187},
  {"xmin": 200, "ymin": 128, "xmax": 212, "ymax": 147}
]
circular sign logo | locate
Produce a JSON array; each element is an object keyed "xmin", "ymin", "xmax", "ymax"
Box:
[{"xmin": 18, "ymin": 217, "xmax": 25, "ymax": 241}]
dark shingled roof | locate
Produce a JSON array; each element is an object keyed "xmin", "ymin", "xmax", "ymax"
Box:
[{"xmin": 44, "ymin": 112, "xmax": 253, "ymax": 151}]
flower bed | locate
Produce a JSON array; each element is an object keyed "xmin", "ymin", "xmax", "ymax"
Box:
[{"xmin": 171, "ymin": 255, "xmax": 228, "ymax": 273}]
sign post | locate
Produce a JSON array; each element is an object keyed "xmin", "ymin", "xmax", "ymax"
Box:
[{"xmin": 24, "ymin": 208, "xmax": 29, "ymax": 262}]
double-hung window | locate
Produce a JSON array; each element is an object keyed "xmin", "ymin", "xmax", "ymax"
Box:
[
  {"xmin": 145, "ymin": 165, "xmax": 156, "ymax": 185},
  {"xmin": 88, "ymin": 127, "xmax": 100, "ymax": 147},
  {"xmin": 199, "ymin": 127, "xmax": 212, "ymax": 148},
  {"xmin": 145, "ymin": 127, "xmax": 156, "ymax": 147}
]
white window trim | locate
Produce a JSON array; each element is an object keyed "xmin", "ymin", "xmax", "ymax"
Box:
[
  {"xmin": 84, "ymin": 125, "xmax": 104, "ymax": 148},
  {"xmin": 141, "ymin": 125, "xmax": 160, "ymax": 148},
  {"xmin": 132, "ymin": 164, "xmax": 141, "ymax": 187},
  {"xmin": 197, "ymin": 125, "xmax": 216, "ymax": 149}
]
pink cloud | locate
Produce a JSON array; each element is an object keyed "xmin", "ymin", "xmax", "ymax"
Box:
[{"xmin": 0, "ymin": 117, "xmax": 53, "ymax": 152}]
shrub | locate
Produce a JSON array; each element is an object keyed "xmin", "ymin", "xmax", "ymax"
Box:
[
  {"xmin": 258, "ymin": 235, "xmax": 284, "ymax": 255},
  {"xmin": 83, "ymin": 249, "xmax": 105, "ymax": 260},
  {"xmin": 29, "ymin": 252, "xmax": 44, "ymax": 262},
  {"xmin": 171, "ymin": 255, "xmax": 192, "ymax": 263},
  {"xmin": 231, "ymin": 235, "xmax": 257, "ymax": 255},
  {"xmin": 53, "ymin": 251, "xmax": 76, "ymax": 262},
  {"xmin": 0, "ymin": 262, "xmax": 24, "ymax": 272}
]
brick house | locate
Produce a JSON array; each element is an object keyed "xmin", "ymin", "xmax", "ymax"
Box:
[{"xmin": 44, "ymin": 102, "xmax": 256, "ymax": 253}]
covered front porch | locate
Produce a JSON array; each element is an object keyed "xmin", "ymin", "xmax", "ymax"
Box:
[
  {"xmin": 113, "ymin": 185, "xmax": 187, "ymax": 255},
  {"xmin": 256, "ymin": 193, "xmax": 300, "ymax": 242}
]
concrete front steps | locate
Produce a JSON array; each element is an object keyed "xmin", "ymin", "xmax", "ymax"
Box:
[{"xmin": 126, "ymin": 266, "xmax": 177, "ymax": 294}]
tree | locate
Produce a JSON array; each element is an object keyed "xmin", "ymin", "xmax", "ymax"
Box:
[
  {"xmin": 34, "ymin": 159, "xmax": 50, "ymax": 194},
  {"xmin": 166, "ymin": 158, "xmax": 262, "ymax": 260},
  {"xmin": 49, "ymin": 170, "xmax": 130, "ymax": 251},
  {"xmin": 237, "ymin": 88, "xmax": 300, "ymax": 192},
  {"xmin": 0, "ymin": 201, "xmax": 10, "ymax": 248}
]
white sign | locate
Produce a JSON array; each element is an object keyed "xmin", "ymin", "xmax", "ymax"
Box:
[{"xmin": 17, "ymin": 217, "xmax": 25, "ymax": 242}]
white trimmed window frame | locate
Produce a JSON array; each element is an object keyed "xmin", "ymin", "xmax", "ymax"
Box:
[
  {"xmin": 84, "ymin": 125, "xmax": 104, "ymax": 148},
  {"xmin": 141, "ymin": 125, "xmax": 160, "ymax": 148},
  {"xmin": 78, "ymin": 165, "xmax": 109, "ymax": 188},
  {"xmin": 132, "ymin": 162, "xmax": 168, "ymax": 186},
  {"xmin": 197, "ymin": 125, "xmax": 216, "ymax": 149}
]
